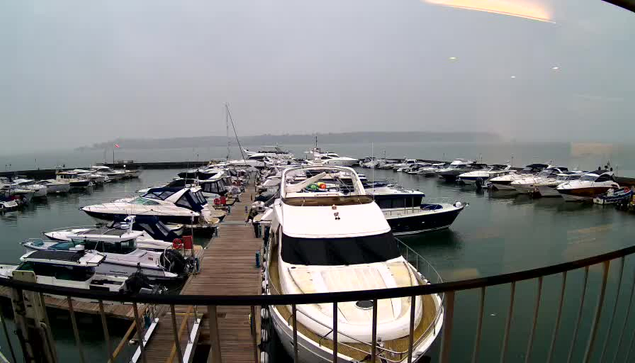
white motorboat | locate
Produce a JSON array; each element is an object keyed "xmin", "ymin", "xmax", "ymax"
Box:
[
  {"xmin": 0, "ymin": 177, "xmax": 34, "ymax": 203},
  {"xmin": 404, "ymin": 163, "xmax": 432, "ymax": 175},
  {"xmin": 366, "ymin": 184, "xmax": 465, "ymax": 235},
  {"xmin": 11, "ymin": 179, "xmax": 48, "ymax": 198},
  {"xmin": 22, "ymin": 236, "xmax": 191, "ymax": 281},
  {"xmin": 436, "ymin": 159, "xmax": 480, "ymax": 181},
  {"xmin": 91, "ymin": 165, "xmax": 127, "ymax": 181},
  {"xmin": 394, "ymin": 159, "xmax": 418, "ymax": 172},
  {"xmin": 0, "ymin": 249, "xmax": 157, "ymax": 296},
  {"xmin": 56, "ymin": 171, "xmax": 94, "ymax": 189},
  {"xmin": 72, "ymin": 169, "xmax": 108, "ymax": 185},
  {"xmin": 534, "ymin": 172, "xmax": 583, "ymax": 197},
  {"xmin": 81, "ymin": 187, "xmax": 217, "ymax": 226},
  {"xmin": 43, "ymin": 216, "xmax": 182, "ymax": 251},
  {"xmin": 488, "ymin": 163, "xmax": 549, "ymax": 190},
  {"xmin": 457, "ymin": 164, "xmax": 512, "ymax": 186},
  {"xmin": 557, "ymin": 171, "xmax": 620, "ymax": 202},
  {"xmin": 39, "ymin": 179, "xmax": 71, "ymax": 194},
  {"xmin": 511, "ymin": 166, "xmax": 569, "ymax": 194},
  {"xmin": 416, "ymin": 163, "xmax": 446, "ymax": 177},
  {"xmin": 307, "ymin": 148, "xmax": 359, "ymax": 167},
  {"xmin": 263, "ymin": 166, "xmax": 444, "ymax": 363}
]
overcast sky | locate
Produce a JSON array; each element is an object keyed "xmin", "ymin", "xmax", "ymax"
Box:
[{"xmin": 1, "ymin": 0, "xmax": 634, "ymax": 153}]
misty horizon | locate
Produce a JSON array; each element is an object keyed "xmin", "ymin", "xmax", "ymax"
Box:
[{"xmin": 2, "ymin": 1, "xmax": 634, "ymax": 154}]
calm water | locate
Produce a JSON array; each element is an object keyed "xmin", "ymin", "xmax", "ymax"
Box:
[{"xmin": 0, "ymin": 163, "xmax": 634, "ymax": 361}]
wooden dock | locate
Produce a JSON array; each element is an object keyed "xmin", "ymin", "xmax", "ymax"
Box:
[{"xmin": 144, "ymin": 184, "xmax": 263, "ymax": 362}]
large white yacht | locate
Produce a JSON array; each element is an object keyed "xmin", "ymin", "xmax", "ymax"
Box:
[
  {"xmin": 263, "ymin": 166, "xmax": 443, "ymax": 363},
  {"xmin": 556, "ymin": 171, "xmax": 620, "ymax": 202},
  {"xmin": 488, "ymin": 163, "xmax": 549, "ymax": 190},
  {"xmin": 436, "ymin": 159, "xmax": 480, "ymax": 181},
  {"xmin": 91, "ymin": 165, "xmax": 127, "ymax": 181}
]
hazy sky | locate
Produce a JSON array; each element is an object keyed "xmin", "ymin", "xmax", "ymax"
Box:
[{"xmin": 1, "ymin": 0, "xmax": 634, "ymax": 153}]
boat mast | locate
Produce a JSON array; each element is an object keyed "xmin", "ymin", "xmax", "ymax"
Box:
[
  {"xmin": 226, "ymin": 106, "xmax": 230, "ymax": 161},
  {"xmin": 225, "ymin": 103, "xmax": 247, "ymax": 161}
]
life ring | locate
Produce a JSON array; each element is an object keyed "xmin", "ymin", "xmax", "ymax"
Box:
[{"xmin": 172, "ymin": 238, "xmax": 183, "ymax": 249}]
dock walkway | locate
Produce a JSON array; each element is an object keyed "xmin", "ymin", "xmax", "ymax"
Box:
[{"xmin": 144, "ymin": 184, "xmax": 263, "ymax": 362}]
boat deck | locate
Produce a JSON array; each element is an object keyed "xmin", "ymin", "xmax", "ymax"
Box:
[
  {"xmin": 268, "ymin": 239, "xmax": 439, "ymax": 362},
  {"xmin": 144, "ymin": 184, "xmax": 264, "ymax": 362}
]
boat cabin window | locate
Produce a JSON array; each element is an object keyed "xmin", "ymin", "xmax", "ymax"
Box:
[
  {"xmin": 595, "ymin": 174, "xmax": 612, "ymax": 182},
  {"xmin": 131, "ymin": 197, "xmax": 160, "ymax": 205},
  {"xmin": 281, "ymin": 232, "xmax": 400, "ymax": 265},
  {"xmin": 19, "ymin": 262, "xmax": 94, "ymax": 281},
  {"xmin": 82, "ymin": 240, "xmax": 136, "ymax": 254},
  {"xmin": 581, "ymin": 174, "xmax": 599, "ymax": 181},
  {"xmin": 373, "ymin": 196, "xmax": 422, "ymax": 209}
]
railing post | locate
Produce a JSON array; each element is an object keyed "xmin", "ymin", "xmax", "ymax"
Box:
[
  {"xmin": 170, "ymin": 305, "xmax": 184, "ymax": 363},
  {"xmin": 207, "ymin": 305, "xmax": 223, "ymax": 363},
  {"xmin": 582, "ymin": 261, "xmax": 610, "ymax": 363},
  {"xmin": 132, "ymin": 303, "xmax": 147, "ymax": 363},
  {"xmin": 67, "ymin": 297, "xmax": 86, "ymax": 363},
  {"xmin": 332, "ymin": 302, "xmax": 338, "ymax": 363},
  {"xmin": 98, "ymin": 300, "xmax": 114, "ymax": 363},
  {"xmin": 439, "ymin": 291, "xmax": 455, "ymax": 363},
  {"xmin": 371, "ymin": 299, "xmax": 378, "ymax": 363},
  {"xmin": 599, "ymin": 257, "xmax": 624, "ymax": 362},
  {"xmin": 471, "ymin": 287, "xmax": 486, "ymax": 363},
  {"xmin": 292, "ymin": 304, "xmax": 298, "ymax": 362},
  {"xmin": 524, "ymin": 277, "xmax": 543, "ymax": 363},
  {"xmin": 500, "ymin": 282, "xmax": 516, "ymax": 363},
  {"xmin": 613, "ymin": 266, "xmax": 635, "ymax": 363},
  {"xmin": 567, "ymin": 266, "xmax": 590, "ymax": 363},
  {"xmin": 547, "ymin": 271, "xmax": 567, "ymax": 363},
  {"xmin": 408, "ymin": 295, "xmax": 417, "ymax": 363}
]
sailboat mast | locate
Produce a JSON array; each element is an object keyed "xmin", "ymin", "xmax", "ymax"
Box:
[{"xmin": 226, "ymin": 106, "xmax": 230, "ymax": 161}]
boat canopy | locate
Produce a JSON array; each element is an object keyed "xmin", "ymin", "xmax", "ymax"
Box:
[{"xmin": 281, "ymin": 232, "xmax": 400, "ymax": 266}]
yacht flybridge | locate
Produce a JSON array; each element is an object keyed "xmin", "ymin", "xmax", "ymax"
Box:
[{"xmin": 263, "ymin": 166, "xmax": 443, "ymax": 363}]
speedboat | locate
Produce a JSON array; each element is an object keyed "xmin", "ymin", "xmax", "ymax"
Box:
[
  {"xmin": 43, "ymin": 216, "xmax": 183, "ymax": 251},
  {"xmin": 405, "ymin": 163, "xmax": 432, "ymax": 175},
  {"xmin": 511, "ymin": 166, "xmax": 569, "ymax": 194},
  {"xmin": 365, "ymin": 184, "xmax": 465, "ymax": 235},
  {"xmin": 262, "ymin": 166, "xmax": 444, "ymax": 362},
  {"xmin": 0, "ymin": 196, "xmax": 22, "ymax": 212},
  {"xmin": 11, "ymin": 178, "xmax": 48, "ymax": 198},
  {"xmin": 557, "ymin": 171, "xmax": 620, "ymax": 202},
  {"xmin": 534, "ymin": 172, "xmax": 583, "ymax": 197},
  {"xmin": 81, "ymin": 187, "xmax": 217, "ymax": 226},
  {"xmin": 72, "ymin": 169, "xmax": 108, "ymax": 185},
  {"xmin": 458, "ymin": 164, "xmax": 513, "ymax": 186},
  {"xmin": 488, "ymin": 163, "xmax": 549, "ymax": 190},
  {"xmin": 0, "ymin": 249, "xmax": 158, "ymax": 296},
  {"xmin": 177, "ymin": 167, "xmax": 224, "ymax": 180},
  {"xmin": 39, "ymin": 179, "xmax": 71, "ymax": 194},
  {"xmin": 0, "ymin": 178, "xmax": 34, "ymax": 204},
  {"xmin": 416, "ymin": 163, "xmax": 446, "ymax": 177},
  {"xmin": 436, "ymin": 159, "xmax": 479, "ymax": 181},
  {"xmin": 22, "ymin": 236, "xmax": 192, "ymax": 281},
  {"xmin": 593, "ymin": 187, "xmax": 633, "ymax": 205}
]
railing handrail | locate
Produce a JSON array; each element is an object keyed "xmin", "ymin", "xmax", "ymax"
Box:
[{"xmin": 2, "ymin": 243, "xmax": 635, "ymax": 305}]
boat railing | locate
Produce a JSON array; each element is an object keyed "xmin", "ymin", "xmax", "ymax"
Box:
[{"xmin": 3, "ymin": 243, "xmax": 635, "ymax": 362}]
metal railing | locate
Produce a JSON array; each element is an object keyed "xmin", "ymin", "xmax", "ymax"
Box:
[{"xmin": 1, "ymin": 243, "xmax": 635, "ymax": 362}]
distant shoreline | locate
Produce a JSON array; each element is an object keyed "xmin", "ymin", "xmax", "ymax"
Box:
[{"xmin": 79, "ymin": 131, "xmax": 501, "ymax": 151}]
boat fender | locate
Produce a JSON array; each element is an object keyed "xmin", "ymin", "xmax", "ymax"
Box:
[
  {"xmin": 260, "ymin": 352, "xmax": 269, "ymax": 363},
  {"xmin": 261, "ymin": 281, "xmax": 268, "ymax": 290},
  {"xmin": 261, "ymin": 329, "xmax": 269, "ymax": 342},
  {"xmin": 261, "ymin": 308, "xmax": 269, "ymax": 319},
  {"xmin": 172, "ymin": 238, "xmax": 183, "ymax": 249}
]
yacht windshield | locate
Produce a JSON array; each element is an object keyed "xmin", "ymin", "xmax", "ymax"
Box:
[
  {"xmin": 281, "ymin": 232, "xmax": 400, "ymax": 265},
  {"xmin": 130, "ymin": 197, "xmax": 160, "ymax": 205},
  {"xmin": 581, "ymin": 174, "xmax": 598, "ymax": 181}
]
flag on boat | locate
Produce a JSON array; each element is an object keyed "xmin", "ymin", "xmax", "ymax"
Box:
[{"xmin": 114, "ymin": 144, "xmax": 120, "ymax": 148}]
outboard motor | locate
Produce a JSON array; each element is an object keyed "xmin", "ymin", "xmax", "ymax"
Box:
[
  {"xmin": 123, "ymin": 272, "xmax": 154, "ymax": 294},
  {"xmin": 160, "ymin": 249, "xmax": 189, "ymax": 274}
]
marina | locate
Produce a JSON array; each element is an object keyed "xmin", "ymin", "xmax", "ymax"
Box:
[{"xmin": 1, "ymin": 145, "xmax": 635, "ymax": 362}]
